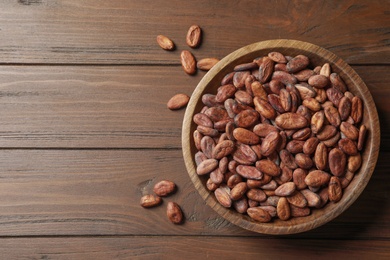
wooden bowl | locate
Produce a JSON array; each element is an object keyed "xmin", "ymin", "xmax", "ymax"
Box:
[{"xmin": 182, "ymin": 39, "xmax": 380, "ymax": 235}]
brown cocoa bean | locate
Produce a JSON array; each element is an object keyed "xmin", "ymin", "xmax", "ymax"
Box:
[
  {"xmin": 197, "ymin": 125, "xmax": 219, "ymax": 137},
  {"xmin": 200, "ymin": 136, "xmax": 215, "ymax": 158},
  {"xmin": 286, "ymin": 54, "xmax": 309, "ymax": 73},
  {"xmin": 204, "ymin": 107, "xmax": 229, "ymax": 122},
  {"xmin": 196, "ymin": 158, "xmax": 218, "ymax": 175},
  {"xmin": 233, "ymin": 197, "xmax": 249, "ymax": 213},
  {"xmin": 186, "ymin": 25, "xmax": 202, "ymax": 48},
  {"xmin": 351, "ymin": 96, "xmax": 363, "ymax": 124},
  {"xmin": 215, "ymin": 185, "xmax": 232, "ymax": 208},
  {"xmin": 193, "ymin": 113, "xmax": 213, "ymax": 128},
  {"xmin": 275, "ymin": 182, "xmax": 296, "ymax": 196},
  {"xmin": 180, "ymin": 50, "xmax": 196, "ymax": 75},
  {"xmin": 167, "ymin": 93, "xmax": 190, "ymax": 110},
  {"xmin": 268, "ymin": 51, "xmax": 287, "ymax": 63},
  {"xmin": 295, "ymin": 153, "xmax": 313, "ymax": 169},
  {"xmin": 234, "ymin": 110, "xmax": 258, "ymax": 129},
  {"xmin": 338, "ymin": 138, "xmax": 358, "ymax": 155},
  {"xmin": 258, "ymin": 57, "xmax": 275, "ymax": 83},
  {"xmin": 233, "ymin": 71, "xmax": 250, "ymax": 89},
  {"xmin": 230, "ymin": 182, "xmax": 248, "ymax": 200},
  {"xmin": 300, "ymin": 189, "xmax": 321, "ymax": 208},
  {"xmin": 216, "ymin": 84, "xmax": 237, "ymax": 103},
  {"xmin": 140, "ymin": 194, "xmax": 162, "ymax": 208},
  {"xmin": 303, "ymin": 137, "xmax": 319, "ymax": 155},
  {"xmin": 314, "ymin": 87, "xmax": 328, "ymax": 103},
  {"xmin": 256, "ymin": 159, "xmax": 281, "ymax": 177},
  {"xmin": 330, "ymin": 73, "xmax": 347, "ymax": 93},
  {"xmin": 272, "ymin": 70, "xmax": 298, "ymax": 85},
  {"xmin": 329, "ymin": 148, "xmax": 347, "ymax": 176},
  {"xmin": 261, "ymin": 131, "xmax": 281, "ymax": 156},
  {"xmin": 338, "ymin": 96, "xmax": 352, "ymax": 121},
  {"xmin": 268, "ymin": 94, "xmax": 285, "ymax": 113},
  {"xmin": 226, "ymin": 173, "xmax": 242, "ymax": 188},
  {"xmin": 292, "ymin": 127, "xmax": 312, "ymax": 141},
  {"xmin": 233, "ymin": 143, "xmax": 257, "ymax": 165},
  {"xmin": 233, "ymin": 127, "xmax": 260, "ymax": 145},
  {"xmin": 295, "ymin": 83, "xmax": 316, "ymax": 100},
  {"xmin": 275, "ymin": 113, "xmax": 308, "ymax": 130},
  {"xmin": 290, "ymin": 205, "xmax": 311, "ymax": 217},
  {"xmin": 340, "ymin": 122, "xmax": 359, "ymax": 140},
  {"xmin": 197, "ymin": 57, "xmax": 219, "ymax": 71},
  {"xmin": 294, "ymin": 69, "xmax": 315, "ymax": 81},
  {"xmin": 286, "ymin": 140, "xmax": 305, "ymax": 154},
  {"xmin": 251, "ymin": 81, "xmax": 268, "ymax": 100},
  {"xmin": 326, "ymin": 87, "xmax": 344, "ymax": 107},
  {"xmin": 156, "ymin": 35, "xmax": 175, "ymax": 51},
  {"xmin": 235, "ymin": 90, "xmax": 253, "ymax": 106},
  {"xmin": 206, "ymin": 178, "xmax": 219, "ymax": 191},
  {"xmin": 212, "ymin": 140, "xmax": 235, "ymax": 159},
  {"xmin": 236, "ymin": 165, "xmax": 263, "ymax": 180},
  {"xmin": 246, "ymin": 188, "xmax": 267, "ymax": 202},
  {"xmin": 287, "ymin": 191, "xmax": 308, "ymax": 208},
  {"xmin": 235, "ymin": 62, "xmax": 258, "ymax": 72},
  {"xmin": 269, "ymin": 79, "xmax": 284, "ymax": 95},
  {"xmin": 153, "ymin": 180, "xmax": 176, "ymax": 197},
  {"xmin": 323, "ymin": 131, "xmax": 341, "ymax": 147},
  {"xmin": 252, "ymin": 123, "xmax": 278, "ymax": 137},
  {"xmin": 253, "ymin": 96, "xmax": 276, "ymax": 119},
  {"xmin": 166, "ymin": 202, "xmax": 184, "ymax": 224},
  {"xmin": 303, "ymin": 97, "xmax": 321, "ymax": 112},
  {"xmin": 317, "ymin": 125, "xmax": 337, "ymax": 141},
  {"xmin": 280, "ymin": 149, "xmax": 298, "ymax": 169},
  {"xmin": 221, "ymin": 72, "xmax": 234, "ymax": 85},
  {"xmin": 247, "ymin": 207, "xmax": 272, "ymax": 222},
  {"xmin": 328, "ymin": 176, "xmax": 342, "ymax": 202},
  {"xmin": 314, "ymin": 142, "xmax": 328, "ymax": 170},
  {"xmin": 305, "ymin": 170, "xmax": 331, "ymax": 187},
  {"xmin": 324, "ymin": 105, "xmax": 341, "ymax": 127},
  {"xmin": 309, "ymin": 74, "xmax": 330, "ymax": 89},
  {"xmin": 202, "ymin": 94, "xmax": 220, "ymax": 107},
  {"xmin": 358, "ymin": 124, "xmax": 367, "ymax": 151},
  {"xmin": 348, "ymin": 153, "xmax": 362, "ymax": 173},
  {"xmin": 277, "ymin": 197, "xmax": 291, "ymax": 220},
  {"xmin": 320, "ymin": 63, "xmax": 331, "ymax": 77},
  {"xmin": 293, "ymin": 168, "xmax": 308, "ymax": 190}
]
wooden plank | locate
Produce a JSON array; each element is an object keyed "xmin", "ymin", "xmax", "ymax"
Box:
[
  {"xmin": 0, "ymin": 0, "xmax": 388, "ymax": 64},
  {"xmin": 0, "ymin": 236, "xmax": 389, "ymax": 260},
  {"xmin": 0, "ymin": 65, "xmax": 388, "ymax": 149},
  {"xmin": 0, "ymin": 149, "xmax": 388, "ymax": 238}
]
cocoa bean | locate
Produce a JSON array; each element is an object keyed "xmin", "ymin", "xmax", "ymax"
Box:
[
  {"xmin": 156, "ymin": 35, "xmax": 175, "ymax": 50},
  {"xmin": 166, "ymin": 202, "xmax": 184, "ymax": 224},
  {"xmin": 328, "ymin": 148, "xmax": 347, "ymax": 176},
  {"xmin": 167, "ymin": 93, "xmax": 190, "ymax": 110},
  {"xmin": 140, "ymin": 194, "xmax": 162, "ymax": 208},
  {"xmin": 197, "ymin": 57, "xmax": 219, "ymax": 71},
  {"xmin": 180, "ymin": 50, "xmax": 196, "ymax": 75},
  {"xmin": 153, "ymin": 180, "xmax": 176, "ymax": 197},
  {"xmin": 186, "ymin": 25, "xmax": 202, "ymax": 48},
  {"xmin": 275, "ymin": 113, "xmax": 308, "ymax": 130}
]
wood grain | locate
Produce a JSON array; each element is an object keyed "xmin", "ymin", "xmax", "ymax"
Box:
[
  {"xmin": 0, "ymin": 65, "xmax": 388, "ymax": 149},
  {"xmin": 0, "ymin": 149, "xmax": 388, "ymax": 238},
  {"xmin": 0, "ymin": 0, "xmax": 388, "ymax": 64},
  {"xmin": 0, "ymin": 236, "xmax": 389, "ymax": 260}
]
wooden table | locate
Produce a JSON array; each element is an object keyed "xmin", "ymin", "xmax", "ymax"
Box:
[{"xmin": 0, "ymin": 0, "xmax": 389, "ymax": 259}]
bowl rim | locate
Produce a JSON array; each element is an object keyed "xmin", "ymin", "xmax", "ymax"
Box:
[{"xmin": 182, "ymin": 39, "xmax": 380, "ymax": 235}]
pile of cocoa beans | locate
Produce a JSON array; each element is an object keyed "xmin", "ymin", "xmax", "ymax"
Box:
[{"xmin": 193, "ymin": 52, "xmax": 367, "ymax": 222}]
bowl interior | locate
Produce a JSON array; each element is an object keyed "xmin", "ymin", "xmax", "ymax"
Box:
[{"xmin": 182, "ymin": 39, "xmax": 380, "ymax": 235}]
